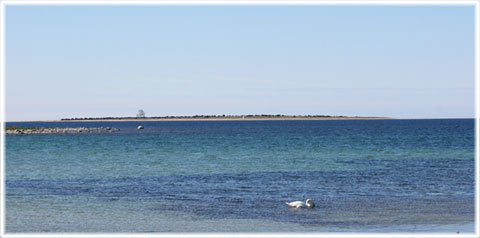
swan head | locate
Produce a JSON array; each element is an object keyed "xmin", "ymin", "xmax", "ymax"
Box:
[{"xmin": 306, "ymin": 199, "xmax": 315, "ymax": 208}]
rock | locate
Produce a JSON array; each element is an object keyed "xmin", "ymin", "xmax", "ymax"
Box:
[
  {"xmin": 137, "ymin": 125, "xmax": 144, "ymax": 130},
  {"xmin": 6, "ymin": 127, "xmax": 119, "ymax": 134}
]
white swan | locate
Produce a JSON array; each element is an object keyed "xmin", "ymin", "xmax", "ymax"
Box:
[{"xmin": 285, "ymin": 199, "xmax": 315, "ymax": 208}]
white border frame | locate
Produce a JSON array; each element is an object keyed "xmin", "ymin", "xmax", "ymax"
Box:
[{"xmin": 0, "ymin": 1, "xmax": 478, "ymax": 238}]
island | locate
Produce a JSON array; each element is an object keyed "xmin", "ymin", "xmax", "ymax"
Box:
[{"xmin": 60, "ymin": 114, "xmax": 392, "ymax": 121}]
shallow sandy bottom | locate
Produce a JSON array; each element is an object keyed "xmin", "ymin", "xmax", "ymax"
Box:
[{"xmin": 6, "ymin": 197, "xmax": 474, "ymax": 234}]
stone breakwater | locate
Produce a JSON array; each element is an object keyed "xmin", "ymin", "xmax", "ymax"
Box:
[{"xmin": 6, "ymin": 127, "xmax": 120, "ymax": 135}]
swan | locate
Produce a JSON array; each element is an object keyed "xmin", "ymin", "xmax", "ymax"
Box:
[{"xmin": 285, "ymin": 199, "xmax": 315, "ymax": 208}]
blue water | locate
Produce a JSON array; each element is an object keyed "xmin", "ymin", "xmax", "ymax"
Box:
[{"xmin": 5, "ymin": 119, "xmax": 475, "ymax": 233}]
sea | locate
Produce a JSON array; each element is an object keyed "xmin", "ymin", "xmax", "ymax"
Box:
[{"xmin": 4, "ymin": 119, "xmax": 476, "ymax": 233}]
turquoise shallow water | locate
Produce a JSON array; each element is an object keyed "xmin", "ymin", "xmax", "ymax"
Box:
[{"xmin": 5, "ymin": 119, "xmax": 475, "ymax": 233}]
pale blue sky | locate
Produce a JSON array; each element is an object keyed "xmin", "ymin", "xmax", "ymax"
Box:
[{"xmin": 5, "ymin": 4, "xmax": 475, "ymax": 121}]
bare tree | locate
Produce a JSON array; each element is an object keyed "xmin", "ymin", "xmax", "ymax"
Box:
[{"xmin": 137, "ymin": 109, "xmax": 146, "ymax": 118}]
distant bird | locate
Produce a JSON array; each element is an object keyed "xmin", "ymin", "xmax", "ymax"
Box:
[{"xmin": 285, "ymin": 199, "xmax": 315, "ymax": 208}]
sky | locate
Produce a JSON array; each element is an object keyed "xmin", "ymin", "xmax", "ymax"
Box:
[{"xmin": 5, "ymin": 4, "xmax": 476, "ymax": 121}]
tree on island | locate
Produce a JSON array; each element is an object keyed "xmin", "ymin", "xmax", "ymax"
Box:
[{"xmin": 137, "ymin": 109, "xmax": 146, "ymax": 118}]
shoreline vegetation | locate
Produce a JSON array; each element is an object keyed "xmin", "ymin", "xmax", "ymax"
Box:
[{"xmin": 60, "ymin": 114, "xmax": 393, "ymax": 121}]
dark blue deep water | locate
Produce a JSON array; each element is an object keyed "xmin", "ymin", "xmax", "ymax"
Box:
[{"xmin": 5, "ymin": 119, "xmax": 475, "ymax": 233}]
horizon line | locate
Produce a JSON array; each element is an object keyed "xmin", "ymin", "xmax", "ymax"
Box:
[{"xmin": 4, "ymin": 117, "xmax": 476, "ymax": 123}]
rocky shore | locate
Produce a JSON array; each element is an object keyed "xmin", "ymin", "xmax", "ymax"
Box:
[{"xmin": 6, "ymin": 127, "xmax": 120, "ymax": 135}]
